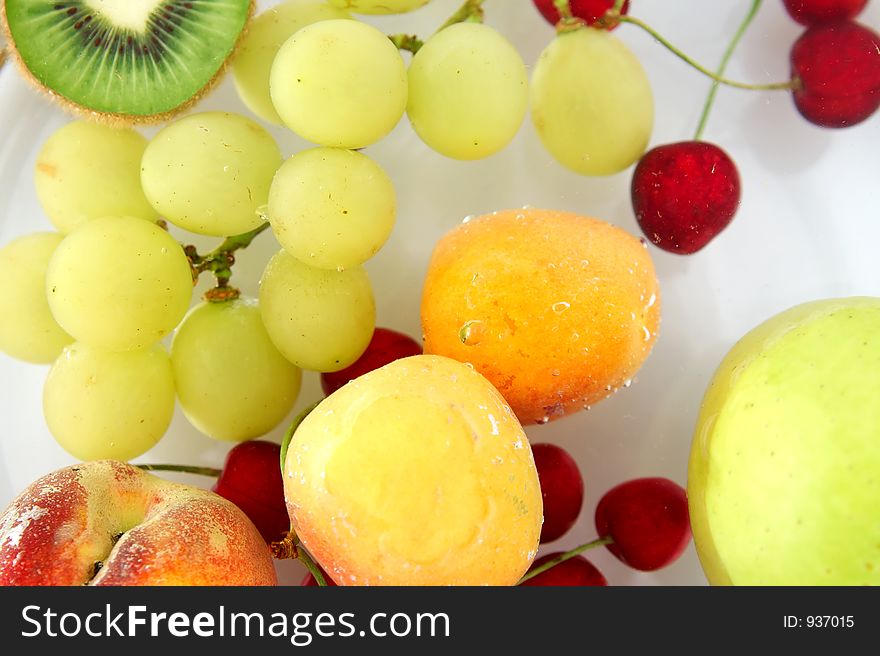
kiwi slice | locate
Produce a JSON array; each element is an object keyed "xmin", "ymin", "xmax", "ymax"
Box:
[{"xmin": 1, "ymin": 0, "xmax": 254, "ymax": 123}]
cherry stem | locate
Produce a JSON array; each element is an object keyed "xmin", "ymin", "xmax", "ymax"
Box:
[
  {"xmin": 270, "ymin": 531, "xmax": 328, "ymax": 586},
  {"xmin": 280, "ymin": 401, "xmax": 321, "ymax": 477},
  {"xmin": 553, "ymin": 0, "xmax": 573, "ymax": 20},
  {"xmin": 694, "ymin": 0, "xmax": 763, "ymax": 141},
  {"xmin": 516, "ymin": 536, "xmax": 614, "ymax": 584},
  {"xmin": 184, "ymin": 221, "xmax": 270, "ymax": 303},
  {"xmin": 136, "ymin": 464, "xmax": 222, "ymax": 477},
  {"xmin": 617, "ymin": 14, "xmax": 796, "ymax": 92},
  {"xmin": 299, "ymin": 548, "xmax": 328, "ymax": 586}
]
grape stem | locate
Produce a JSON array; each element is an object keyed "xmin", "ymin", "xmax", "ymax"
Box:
[
  {"xmin": 390, "ymin": 0, "xmax": 486, "ymax": 53},
  {"xmin": 438, "ymin": 0, "xmax": 486, "ymax": 32},
  {"xmin": 270, "ymin": 530, "xmax": 328, "ymax": 586},
  {"xmin": 388, "ymin": 33, "xmax": 424, "ymax": 54},
  {"xmin": 694, "ymin": 0, "xmax": 763, "ymax": 140},
  {"xmin": 184, "ymin": 222, "xmax": 270, "ymax": 303},
  {"xmin": 617, "ymin": 14, "xmax": 795, "ymax": 92},
  {"xmin": 136, "ymin": 464, "xmax": 222, "ymax": 477},
  {"xmin": 516, "ymin": 536, "xmax": 613, "ymax": 584}
]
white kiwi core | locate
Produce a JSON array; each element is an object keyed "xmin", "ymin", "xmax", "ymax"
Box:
[{"xmin": 84, "ymin": 0, "xmax": 161, "ymax": 33}]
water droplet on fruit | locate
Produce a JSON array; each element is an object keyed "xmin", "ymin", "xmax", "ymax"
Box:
[
  {"xmin": 459, "ymin": 320, "xmax": 485, "ymax": 345},
  {"xmin": 492, "ymin": 456, "xmax": 504, "ymax": 465},
  {"xmin": 521, "ymin": 205, "xmax": 533, "ymax": 210},
  {"xmin": 643, "ymin": 326, "xmax": 652, "ymax": 341},
  {"xmin": 536, "ymin": 416, "xmax": 550, "ymax": 425},
  {"xmin": 646, "ymin": 293, "xmax": 657, "ymax": 309},
  {"xmin": 551, "ymin": 369, "xmax": 560, "ymax": 377},
  {"xmin": 462, "ymin": 215, "xmax": 475, "ymax": 224},
  {"xmin": 552, "ymin": 301, "xmax": 570, "ymax": 314},
  {"xmin": 622, "ymin": 379, "xmax": 633, "ymax": 388},
  {"xmin": 336, "ymin": 265, "xmax": 345, "ymax": 273}
]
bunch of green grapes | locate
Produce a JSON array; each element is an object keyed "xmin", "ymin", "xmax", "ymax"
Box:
[
  {"xmin": 0, "ymin": 108, "xmax": 384, "ymax": 462},
  {"xmin": 234, "ymin": 0, "xmax": 651, "ymax": 171}
]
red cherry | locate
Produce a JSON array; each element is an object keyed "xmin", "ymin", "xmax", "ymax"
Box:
[
  {"xmin": 532, "ymin": 0, "xmax": 629, "ymax": 29},
  {"xmin": 631, "ymin": 141, "xmax": 741, "ymax": 255},
  {"xmin": 320, "ymin": 327, "xmax": 422, "ymax": 396},
  {"xmin": 301, "ymin": 570, "xmax": 337, "ymax": 586},
  {"xmin": 790, "ymin": 20, "xmax": 880, "ymax": 128},
  {"xmin": 532, "ymin": 443, "xmax": 584, "ymax": 543},
  {"xmin": 520, "ymin": 553, "xmax": 607, "ymax": 586},
  {"xmin": 212, "ymin": 440, "xmax": 290, "ymax": 544},
  {"xmin": 782, "ymin": 0, "xmax": 868, "ymax": 26},
  {"xmin": 595, "ymin": 477, "xmax": 691, "ymax": 571}
]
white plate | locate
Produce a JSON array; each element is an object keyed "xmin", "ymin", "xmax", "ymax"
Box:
[{"xmin": 1, "ymin": 0, "xmax": 879, "ymax": 586}]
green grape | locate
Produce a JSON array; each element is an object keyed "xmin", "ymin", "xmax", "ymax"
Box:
[
  {"xmin": 45, "ymin": 216, "xmax": 193, "ymax": 352},
  {"xmin": 270, "ymin": 19, "xmax": 407, "ymax": 149},
  {"xmin": 43, "ymin": 342, "xmax": 176, "ymax": 461},
  {"xmin": 232, "ymin": 0, "xmax": 350, "ymax": 124},
  {"xmin": 171, "ymin": 298, "xmax": 302, "ymax": 442},
  {"xmin": 327, "ymin": 0, "xmax": 431, "ymax": 14},
  {"xmin": 530, "ymin": 27, "xmax": 653, "ymax": 176},
  {"xmin": 407, "ymin": 23, "xmax": 528, "ymax": 160},
  {"xmin": 35, "ymin": 121, "xmax": 157, "ymax": 233},
  {"xmin": 268, "ymin": 147, "xmax": 396, "ymax": 270},
  {"xmin": 0, "ymin": 233, "xmax": 73, "ymax": 363},
  {"xmin": 140, "ymin": 112, "xmax": 281, "ymax": 236},
  {"xmin": 259, "ymin": 249, "xmax": 375, "ymax": 371}
]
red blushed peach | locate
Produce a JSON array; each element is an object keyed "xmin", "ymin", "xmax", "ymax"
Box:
[{"xmin": 0, "ymin": 461, "xmax": 277, "ymax": 586}]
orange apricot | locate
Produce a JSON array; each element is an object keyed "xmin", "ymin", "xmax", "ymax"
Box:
[{"xmin": 421, "ymin": 208, "xmax": 660, "ymax": 425}]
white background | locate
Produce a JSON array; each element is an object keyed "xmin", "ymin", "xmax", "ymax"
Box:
[{"xmin": 1, "ymin": 0, "xmax": 879, "ymax": 586}]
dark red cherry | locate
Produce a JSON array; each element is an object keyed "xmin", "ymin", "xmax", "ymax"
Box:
[
  {"xmin": 321, "ymin": 327, "xmax": 422, "ymax": 395},
  {"xmin": 520, "ymin": 553, "xmax": 608, "ymax": 586},
  {"xmin": 595, "ymin": 477, "xmax": 692, "ymax": 571},
  {"xmin": 301, "ymin": 569, "xmax": 337, "ymax": 586},
  {"xmin": 532, "ymin": 0, "xmax": 629, "ymax": 29},
  {"xmin": 782, "ymin": 0, "xmax": 868, "ymax": 26},
  {"xmin": 212, "ymin": 440, "xmax": 290, "ymax": 543},
  {"xmin": 790, "ymin": 20, "xmax": 880, "ymax": 128},
  {"xmin": 631, "ymin": 141, "xmax": 741, "ymax": 255},
  {"xmin": 532, "ymin": 443, "xmax": 584, "ymax": 543}
]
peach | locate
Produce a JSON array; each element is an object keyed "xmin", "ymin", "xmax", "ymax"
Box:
[
  {"xmin": 284, "ymin": 354, "xmax": 542, "ymax": 585},
  {"xmin": 421, "ymin": 208, "xmax": 661, "ymax": 424},
  {"xmin": 0, "ymin": 461, "xmax": 276, "ymax": 586}
]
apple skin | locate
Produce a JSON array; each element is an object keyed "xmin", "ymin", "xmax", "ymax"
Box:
[
  {"xmin": 0, "ymin": 461, "xmax": 277, "ymax": 586},
  {"xmin": 689, "ymin": 297, "xmax": 880, "ymax": 585}
]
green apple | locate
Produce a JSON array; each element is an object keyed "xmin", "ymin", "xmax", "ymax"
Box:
[{"xmin": 689, "ymin": 297, "xmax": 880, "ymax": 585}]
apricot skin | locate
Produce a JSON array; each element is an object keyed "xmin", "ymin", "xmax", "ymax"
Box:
[
  {"xmin": 421, "ymin": 208, "xmax": 660, "ymax": 424},
  {"xmin": 284, "ymin": 354, "xmax": 542, "ymax": 585}
]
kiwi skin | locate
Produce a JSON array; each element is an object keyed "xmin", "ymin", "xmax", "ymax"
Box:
[{"xmin": 0, "ymin": 1, "xmax": 255, "ymax": 127}]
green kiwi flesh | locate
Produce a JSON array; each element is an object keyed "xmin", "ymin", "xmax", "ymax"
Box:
[{"xmin": 2, "ymin": 0, "xmax": 253, "ymax": 122}]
